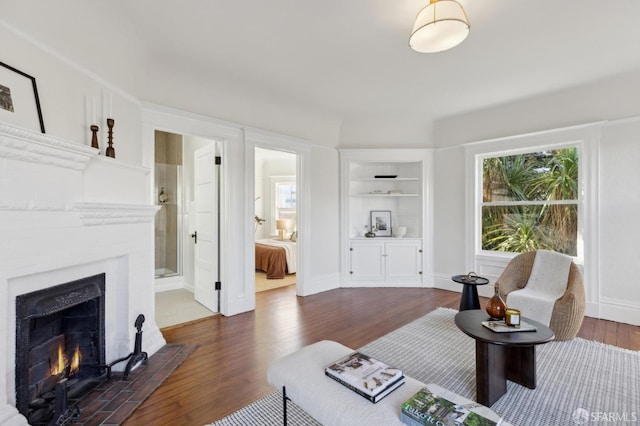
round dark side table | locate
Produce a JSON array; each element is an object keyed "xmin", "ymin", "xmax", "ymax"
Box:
[{"xmin": 451, "ymin": 274, "xmax": 490, "ymax": 311}]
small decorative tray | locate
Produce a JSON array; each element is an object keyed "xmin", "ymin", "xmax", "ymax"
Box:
[{"xmin": 482, "ymin": 320, "xmax": 537, "ymax": 333}]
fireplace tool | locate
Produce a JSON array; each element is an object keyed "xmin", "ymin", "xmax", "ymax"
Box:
[
  {"xmin": 48, "ymin": 366, "xmax": 80, "ymax": 426},
  {"xmin": 105, "ymin": 314, "xmax": 148, "ymax": 380}
]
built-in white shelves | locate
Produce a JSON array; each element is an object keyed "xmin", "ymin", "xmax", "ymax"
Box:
[
  {"xmin": 353, "ymin": 193, "xmax": 420, "ymax": 197},
  {"xmin": 356, "ymin": 178, "xmax": 420, "ymax": 181},
  {"xmin": 339, "ymin": 148, "xmax": 433, "ymax": 288},
  {"xmin": 350, "ymin": 176, "xmax": 420, "ymax": 197}
]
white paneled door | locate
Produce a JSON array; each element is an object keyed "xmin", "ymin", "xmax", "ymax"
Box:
[{"xmin": 193, "ymin": 144, "xmax": 219, "ymax": 312}]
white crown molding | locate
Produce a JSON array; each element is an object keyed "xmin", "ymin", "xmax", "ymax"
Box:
[
  {"xmin": 0, "ymin": 123, "xmax": 97, "ymax": 170},
  {"xmin": 73, "ymin": 202, "xmax": 160, "ymax": 226}
]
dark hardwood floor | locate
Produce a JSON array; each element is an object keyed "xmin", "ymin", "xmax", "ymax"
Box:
[{"xmin": 125, "ymin": 286, "xmax": 640, "ymax": 425}]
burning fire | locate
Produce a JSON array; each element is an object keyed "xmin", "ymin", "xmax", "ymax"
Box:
[
  {"xmin": 51, "ymin": 345, "xmax": 66, "ymax": 376},
  {"xmin": 70, "ymin": 345, "xmax": 81, "ymax": 375},
  {"xmin": 50, "ymin": 344, "xmax": 82, "ymax": 377}
]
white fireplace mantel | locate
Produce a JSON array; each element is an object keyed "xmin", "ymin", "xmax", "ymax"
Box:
[
  {"xmin": 0, "ymin": 122, "xmax": 96, "ymax": 170},
  {"xmin": 0, "ymin": 123, "xmax": 165, "ymax": 425}
]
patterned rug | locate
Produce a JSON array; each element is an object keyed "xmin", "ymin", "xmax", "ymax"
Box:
[{"xmin": 210, "ymin": 308, "xmax": 640, "ymax": 426}]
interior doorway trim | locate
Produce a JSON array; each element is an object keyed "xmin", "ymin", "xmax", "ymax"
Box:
[
  {"xmin": 142, "ymin": 103, "xmax": 249, "ymax": 316},
  {"xmin": 244, "ymin": 128, "xmax": 311, "ymax": 297}
]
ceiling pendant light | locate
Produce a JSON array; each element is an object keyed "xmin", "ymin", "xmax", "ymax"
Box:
[{"xmin": 409, "ymin": 0, "xmax": 470, "ymax": 53}]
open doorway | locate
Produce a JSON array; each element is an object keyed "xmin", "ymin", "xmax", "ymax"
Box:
[
  {"xmin": 154, "ymin": 130, "xmax": 220, "ymax": 328},
  {"xmin": 254, "ymin": 147, "xmax": 297, "ymax": 292}
]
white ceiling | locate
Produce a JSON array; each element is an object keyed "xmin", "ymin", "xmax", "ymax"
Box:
[{"xmin": 4, "ymin": 0, "xmax": 640, "ymax": 144}]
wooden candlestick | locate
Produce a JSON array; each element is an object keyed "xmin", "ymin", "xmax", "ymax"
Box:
[
  {"xmin": 90, "ymin": 125, "xmax": 99, "ymax": 149},
  {"xmin": 105, "ymin": 118, "xmax": 115, "ymax": 158}
]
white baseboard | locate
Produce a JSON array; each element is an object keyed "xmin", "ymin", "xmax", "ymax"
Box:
[
  {"xmin": 342, "ymin": 281, "xmax": 425, "ymax": 288},
  {"xmin": 584, "ymin": 302, "xmax": 599, "ymax": 320},
  {"xmin": 154, "ymin": 275, "xmax": 185, "ymax": 293},
  {"xmin": 299, "ymin": 273, "xmax": 340, "ymax": 296},
  {"xmin": 598, "ymin": 298, "xmax": 640, "ymax": 326}
]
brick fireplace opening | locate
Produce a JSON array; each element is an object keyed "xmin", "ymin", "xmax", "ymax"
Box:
[{"xmin": 15, "ymin": 274, "xmax": 107, "ymax": 425}]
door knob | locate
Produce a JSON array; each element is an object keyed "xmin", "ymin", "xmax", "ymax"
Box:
[{"xmin": 191, "ymin": 231, "xmax": 197, "ymax": 244}]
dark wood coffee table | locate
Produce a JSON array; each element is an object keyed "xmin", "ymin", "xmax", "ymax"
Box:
[{"xmin": 454, "ymin": 309, "xmax": 555, "ymax": 406}]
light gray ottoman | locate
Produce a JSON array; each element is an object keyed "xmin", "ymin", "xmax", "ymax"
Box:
[{"xmin": 267, "ymin": 340, "xmax": 506, "ymax": 425}]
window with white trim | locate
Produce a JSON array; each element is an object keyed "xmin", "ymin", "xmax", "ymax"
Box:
[{"xmin": 480, "ymin": 146, "xmax": 579, "ymax": 256}]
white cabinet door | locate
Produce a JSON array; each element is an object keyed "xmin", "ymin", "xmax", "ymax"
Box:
[
  {"xmin": 349, "ymin": 240, "xmax": 422, "ymax": 285},
  {"xmin": 350, "ymin": 242, "xmax": 385, "ymax": 282},
  {"xmin": 385, "ymin": 241, "xmax": 422, "ymax": 283}
]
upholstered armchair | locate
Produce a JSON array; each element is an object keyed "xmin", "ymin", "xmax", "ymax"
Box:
[{"xmin": 496, "ymin": 250, "xmax": 585, "ymax": 341}]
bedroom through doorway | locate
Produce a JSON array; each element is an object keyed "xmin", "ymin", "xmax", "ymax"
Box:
[{"xmin": 254, "ymin": 147, "xmax": 297, "ymax": 293}]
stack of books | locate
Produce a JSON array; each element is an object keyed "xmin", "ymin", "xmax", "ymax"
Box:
[
  {"xmin": 325, "ymin": 352, "xmax": 404, "ymax": 403},
  {"xmin": 401, "ymin": 386, "xmax": 501, "ymax": 426}
]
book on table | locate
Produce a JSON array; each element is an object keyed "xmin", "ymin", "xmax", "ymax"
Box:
[
  {"xmin": 401, "ymin": 386, "xmax": 502, "ymax": 426},
  {"xmin": 325, "ymin": 352, "xmax": 404, "ymax": 403}
]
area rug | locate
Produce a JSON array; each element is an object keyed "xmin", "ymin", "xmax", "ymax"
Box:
[{"xmin": 210, "ymin": 308, "xmax": 639, "ymax": 426}]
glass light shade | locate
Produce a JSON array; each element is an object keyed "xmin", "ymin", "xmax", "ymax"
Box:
[{"xmin": 409, "ymin": 0, "xmax": 470, "ymax": 53}]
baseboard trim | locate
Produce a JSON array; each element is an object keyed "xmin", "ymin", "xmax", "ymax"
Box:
[
  {"xmin": 598, "ymin": 298, "xmax": 640, "ymax": 326},
  {"xmin": 299, "ymin": 272, "xmax": 340, "ymax": 296},
  {"xmin": 342, "ymin": 281, "xmax": 425, "ymax": 288},
  {"xmin": 154, "ymin": 275, "xmax": 185, "ymax": 293}
]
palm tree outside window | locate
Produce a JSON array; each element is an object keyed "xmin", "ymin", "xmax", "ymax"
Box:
[{"xmin": 481, "ymin": 147, "xmax": 579, "ymax": 256}]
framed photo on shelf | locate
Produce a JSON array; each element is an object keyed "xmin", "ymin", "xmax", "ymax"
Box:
[
  {"xmin": 370, "ymin": 210, "xmax": 392, "ymax": 237},
  {"xmin": 0, "ymin": 61, "xmax": 45, "ymax": 133}
]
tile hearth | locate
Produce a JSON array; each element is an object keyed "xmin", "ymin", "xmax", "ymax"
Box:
[{"xmin": 67, "ymin": 344, "xmax": 195, "ymax": 426}]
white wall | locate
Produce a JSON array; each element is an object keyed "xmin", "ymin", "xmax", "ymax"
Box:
[
  {"xmin": 338, "ymin": 116, "xmax": 434, "ymax": 148},
  {"xmin": 1, "ymin": 19, "xmax": 344, "ymax": 315},
  {"xmin": 0, "ymin": 23, "xmax": 143, "ymax": 165},
  {"xmin": 434, "ymin": 69, "xmax": 640, "ymax": 148},
  {"xmin": 432, "ymin": 146, "xmax": 467, "ymax": 278},
  {"xmin": 10, "ymin": 5, "xmax": 638, "ymax": 326},
  {"xmin": 307, "ymin": 146, "xmax": 341, "ymax": 294},
  {"xmin": 598, "ymin": 119, "xmax": 640, "ymax": 323},
  {"xmin": 431, "ymin": 76, "xmax": 640, "ymax": 325},
  {"xmin": 139, "ymin": 56, "xmax": 343, "ymax": 149}
]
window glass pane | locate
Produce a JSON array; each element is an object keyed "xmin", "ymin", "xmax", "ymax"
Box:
[
  {"xmin": 277, "ymin": 183, "xmax": 296, "ymax": 208},
  {"xmin": 483, "ymin": 148, "xmax": 578, "ymax": 202},
  {"xmin": 482, "ymin": 204, "xmax": 577, "ymax": 256}
]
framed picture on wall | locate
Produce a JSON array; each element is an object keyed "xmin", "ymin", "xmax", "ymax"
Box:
[
  {"xmin": 370, "ymin": 210, "xmax": 392, "ymax": 237},
  {"xmin": 0, "ymin": 61, "xmax": 45, "ymax": 133}
]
